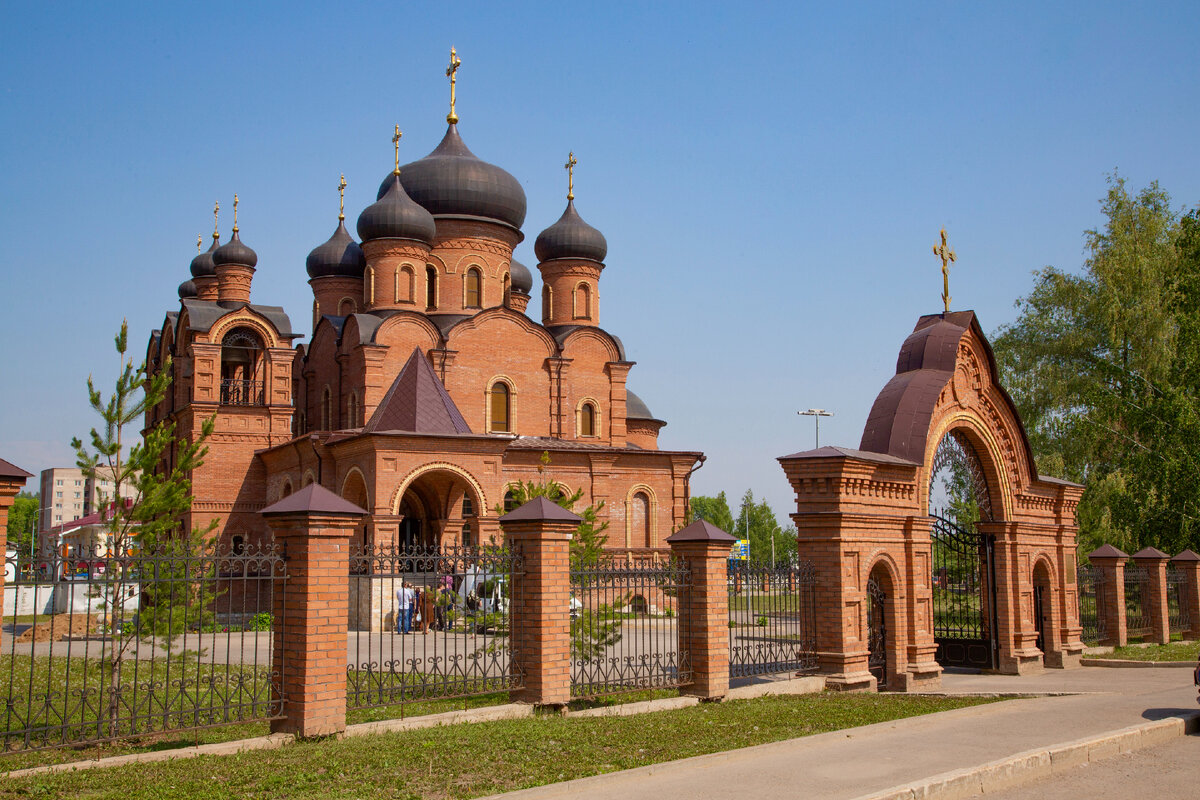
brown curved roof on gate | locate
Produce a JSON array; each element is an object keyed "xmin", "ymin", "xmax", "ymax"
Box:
[{"xmin": 859, "ymin": 310, "xmax": 1041, "ymax": 482}]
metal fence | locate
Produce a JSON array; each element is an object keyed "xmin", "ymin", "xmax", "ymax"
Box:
[
  {"xmin": 1167, "ymin": 566, "xmax": 1191, "ymax": 635},
  {"xmin": 728, "ymin": 560, "xmax": 817, "ymax": 678},
  {"xmin": 1123, "ymin": 565, "xmax": 1150, "ymax": 640},
  {"xmin": 1, "ymin": 542, "xmax": 285, "ymax": 753},
  {"xmin": 345, "ymin": 544, "xmax": 523, "ymax": 714},
  {"xmin": 570, "ymin": 555, "xmax": 691, "ymax": 698},
  {"xmin": 1076, "ymin": 563, "xmax": 1106, "ymax": 644}
]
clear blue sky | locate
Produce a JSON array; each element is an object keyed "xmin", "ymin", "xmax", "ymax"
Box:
[{"xmin": 2, "ymin": 1, "xmax": 1198, "ymax": 521}]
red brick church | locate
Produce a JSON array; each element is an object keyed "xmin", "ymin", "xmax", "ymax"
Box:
[{"xmin": 144, "ymin": 61, "xmax": 702, "ymax": 556}]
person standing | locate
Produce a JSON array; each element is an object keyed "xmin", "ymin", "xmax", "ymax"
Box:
[{"xmin": 395, "ymin": 581, "xmax": 414, "ymax": 634}]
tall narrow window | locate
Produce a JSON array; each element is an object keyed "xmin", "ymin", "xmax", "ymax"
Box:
[
  {"xmin": 366, "ymin": 267, "xmax": 374, "ymax": 305},
  {"xmin": 542, "ymin": 285, "xmax": 553, "ymax": 323},
  {"xmin": 574, "ymin": 283, "xmax": 592, "ymax": 319},
  {"xmin": 502, "ymin": 273, "xmax": 511, "ymax": 306},
  {"xmin": 490, "ymin": 382, "xmax": 510, "ymax": 432},
  {"xmin": 633, "ymin": 491, "xmax": 651, "ymax": 547},
  {"xmin": 322, "ymin": 387, "xmax": 332, "ymax": 430},
  {"xmin": 348, "ymin": 392, "xmax": 358, "ymax": 427},
  {"xmin": 580, "ymin": 402, "xmax": 596, "ymax": 436},
  {"xmin": 503, "ymin": 490, "xmax": 517, "ymax": 512},
  {"xmin": 465, "ymin": 267, "xmax": 482, "ymax": 308},
  {"xmin": 338, "ymin": 297, "xmax": 355, "ymax": 316},
  {"xmin": 426, "ymin": 266, "xmax": 438, "ymax": 309},
  {"xmin": 399, "ymin": 266, "xmax": 414, "ymax": 303}
]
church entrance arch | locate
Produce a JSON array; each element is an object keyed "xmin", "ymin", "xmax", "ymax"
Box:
[
  {"xmin": 928, "ymin": 431, "xmax": 999, "ymax": 670},
  {"xmin": 391, "ymin": 465, "xmax": 486, "ymax": 551}
]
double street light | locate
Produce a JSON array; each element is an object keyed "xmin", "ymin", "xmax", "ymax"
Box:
[{"xmin": 798, "ymin": 408, "xmax": 833, "ymax": 449}]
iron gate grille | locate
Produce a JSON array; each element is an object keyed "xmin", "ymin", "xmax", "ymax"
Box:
[
  {"xmin": 1123, "ymin": 566, "xmax": 1150, "ymax": 639},
  {"xmin": 346, "ymin": 544, "xmax": 523, "ymax": 714},
  {"xmin": 1167, "ymin": 566, "xmax": 1191, "ymax": 635},
  {"xmin": 867, "ymin": 575, "xmax": 887, "ymax": 688},
  {"xmin": 930, "ymin": 513, "xmax": 998, "ymax": 670},
  {"xmin": 727, "ymin": 560, "xmax": 817, "ymax": 678},
  {"xmin": 1, "ymin": 543, "xmax": 285, "ymax": 754},
  {"xmin": 1076, "ymin": 564, "xmax": 1107, "ymax": 644},
  {"xmin": 570, "ymin": 555, "xmax": 691, "ymax": 698}
]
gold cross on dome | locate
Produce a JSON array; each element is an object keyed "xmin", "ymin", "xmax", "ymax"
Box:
[
  {"xmin": 446, "ymin": 47, "xmax": 462, "ymax": 124},
  {"xmin": 197, "ymin": 234, "xmax": 203, "ymax": 254},
  {"xmin": 232, "ymin": 194, "xmax": 240, "ymax": 233},
  {"xmin": 932, "ymin": 228, "xmax": 957, "ymax": 313},
  {"xmin": 212, "ymin": 201, "xmax": 220, "ymax": 242},
  {"xmin": 565, "ymin": 152, "xmax": 577, "ymax": 200},
  {"xmin": 392, "ymin": 125, "xmax": 402, "ymax": 175},
  {"xmin": 338, "ymin": 174, "xmax": 347, "ymax": 221}
]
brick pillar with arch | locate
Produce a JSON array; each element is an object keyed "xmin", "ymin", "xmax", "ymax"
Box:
[
  {"xmin": 1132, "ymin": 547, "xmax": 1171, "ymax": 645},
  {"xmin": 260, "ymin": 483, "xmax": 366, "ymax": 738},
  {"xmin": 667, "ymin": 519, "xmax": 737, "ymax": 699},
  {"xmin": 1171, "ymin": 550, "xmax": 1200, "ymax": 639},
  {"xmin": 1089, "ymin": 545, "xmax": 1128, "ymax": 648},
  {"xmin": 500, "ymin": 497, "xmax": 577, "ymax": 708}
]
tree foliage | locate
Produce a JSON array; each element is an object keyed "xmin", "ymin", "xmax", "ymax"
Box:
[
  {"xmin": 691, "ymin": 489, "xmax": 797, "ymax": 565},
  {"xmin": 6, "ymin": 492, "xmax": 39, "ymax": 556},
  {"xmin": 993, "ymin": 176, "xmax": 1200, "ymax": 554}
]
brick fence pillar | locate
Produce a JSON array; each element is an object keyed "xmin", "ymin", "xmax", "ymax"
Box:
[
  {"xmin": 667, "ymin": 519, "xmax": 736, "ymax": 700},
  {"xmin": 1089, "ymin": 545, "xmax": 1128, "ymax": 648},
  {"xmin": 1170, "ymin": 550, "xmax": 1200, "ymax": 640},
  {"xmin": 0, "ymin": 460, "xmax": 33, "ymax": 621},
  {"xmin": 500, "ymin": 497, "xmax": 578, "ymax": 708},
  {"xmin": 1132, "ymin": 547, "xmax": 1171, "ymax": 645},
  {"xmin": 261, "ymin": 484, "xmax": 366, "ymax": 738}
]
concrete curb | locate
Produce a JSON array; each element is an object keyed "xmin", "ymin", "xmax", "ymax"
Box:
[
  {"xmin": 1081, "ymin": 658, "xmax": 1196, "ymax": 668},
  {"xmin": 343, "ymin": 702, "xmax": 533, "ymax": 735},
  {"xmin": 848, "ymin": 711, "xmax": 1200, "ymax": 800}
]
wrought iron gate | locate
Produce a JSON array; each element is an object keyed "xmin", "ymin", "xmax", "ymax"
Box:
[
  {"xmin": 866, "ymin": 574, "xmax": 887, "ymax": 688},
  {"xmin": 930, "ymin": 513, "xmax": 998, "ymax": 670}
]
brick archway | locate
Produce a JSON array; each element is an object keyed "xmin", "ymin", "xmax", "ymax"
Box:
[{"xmin": 779, "ymin": 311, "xmax": 1084, "ymax": 691}]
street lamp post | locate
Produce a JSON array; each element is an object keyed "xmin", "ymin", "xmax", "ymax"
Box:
[{"xmin": 798, "ymin": 408, "xmax": 833, "ymax": 449}]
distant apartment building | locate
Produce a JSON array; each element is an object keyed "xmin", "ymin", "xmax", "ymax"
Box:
[{"xmin": 39, "ymin": 466, "xmax": 138, "ymax": 531}]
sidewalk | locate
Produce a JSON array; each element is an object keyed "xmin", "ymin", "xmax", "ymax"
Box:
[{"xmin": 482, "ymin": 666, "xmax": 1200, "ymax": 800}]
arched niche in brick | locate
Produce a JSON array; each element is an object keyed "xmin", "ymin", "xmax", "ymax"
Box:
[{"xmin": 780, "ymin": 311, "xmax": 1084, "ymax": 692}]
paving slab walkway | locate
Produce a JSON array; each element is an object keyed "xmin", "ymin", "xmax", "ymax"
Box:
[{"xmin": 482, "ymin": 666, "xmax": 1200, "ymax": 800}]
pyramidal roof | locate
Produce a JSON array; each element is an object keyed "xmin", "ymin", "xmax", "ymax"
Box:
[{"xmin": 363, "ymin": 348, "xmax": 472, "ymax": 435}]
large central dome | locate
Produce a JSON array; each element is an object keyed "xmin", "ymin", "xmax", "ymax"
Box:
[{"xmin": 378, "ymin": 123, "xmax": 526, "ymax": 232}]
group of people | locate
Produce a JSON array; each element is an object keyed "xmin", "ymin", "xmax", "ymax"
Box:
[{"xmin": 394, "ymin": 576, "xmax": 456, "ymax": 634}]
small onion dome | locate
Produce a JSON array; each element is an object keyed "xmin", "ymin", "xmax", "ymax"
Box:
[
  {"xmin": 509, "ymin": 258, "xmax": 532, "ymax": 295},
  {"xmin": 213, "ymin": 229, "xmax": 258, "ymax": 268},
  {"xmin": 357, "ymin": 174, "xmax": 437, "ymax": 245},
  {"xmin": 385, "ymin": 124, "xmax": 527, "ymax": 231},
  {"xmin": 178, "ymin": 279, "xmax": 198, "ymax": 299},
  {"xmin": 306, "ymin": 221, "xmax": 366, "ymax": 278},
  {"xmin": 625, "ymin": 390, "xmax": 656, "ymax": 421},
  {"xmin": 534, "ymin": 199, "xmax": 607, "ymax": 263},
  {"xmin": 190, "ymin": 240, "xmax": 218, "ymax": 278}
]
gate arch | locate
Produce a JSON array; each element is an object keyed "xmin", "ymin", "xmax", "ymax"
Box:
[{"xmin": 781, "ymin": 311, "xmax": 1085, "ymax": 691}]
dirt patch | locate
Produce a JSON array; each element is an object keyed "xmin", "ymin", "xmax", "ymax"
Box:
[{"xmin": 16, "ymin": 614, "xmax": 100, "ymax": 643}]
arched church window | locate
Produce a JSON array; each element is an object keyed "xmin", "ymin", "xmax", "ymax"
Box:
[
  {"xmin": 220, "ymin": 328, "xmax": 264, "ymax": 406},
  {"xmin": 398, "ymin": 266, "xmax": 414, "ymax": 303},
  {"xmin": 489, "ymin": 382, "xmax": 511, "ymax": 433},
  {"xmin": 426, "ymin": 266, "xmax": 438, "ymax": 309},
  {"xmin": 465, "ymin": 268, "xmax": 482, "ymax": 308},
  {"xmin": 574, "ymin": 283, "xmax": 591, "ymax": 320},
  {"xmin": 338, "ymin": 297, "xmax": 355, "ymax": 316},
  {"xmin": 502, "ymin": 273, "xmax": 511, "ymax": 306},
  {"xmin": 462, "ymin": 496, "xmax": 474, "ymax": 517},
  {"xmin": 542, "ymin": 285, "xmax": 553, "ymax": 323},
  {"xmin": 633, "ymin": 491, "xmax": 651, "ymax": 547},
  {"xmin": 580, "ymin": 402, "xmax": 596, "ymax": 437},
  {"xmin": 322, "ymin": 386, "xmax": 332, "ymax": 430},
  {"xmin": 503, "ymin": 489, "xmax": 518, "ymax": 512},
  {"xmin": 365, "ymin": 266, "xmax": 374, "ymax": 305}
]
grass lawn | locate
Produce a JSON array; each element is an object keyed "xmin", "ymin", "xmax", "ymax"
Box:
[
  {"xmin": 1106, "ymin": 640, "xmax": 1199, "ymax": 662},
  {"xmin": 0, "ymin": 692, "xmax": 1000, "ymax": 799}
]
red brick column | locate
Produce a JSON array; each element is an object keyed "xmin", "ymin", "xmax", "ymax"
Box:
[
  {"xmin": 1171, "ymin": 550, "xmax": 1200, "ymax": 639},
  {"xmin": 500, "ymin": 497, "xmax": 578, "ymax": 708},
  {"xmin": 1132, "ymin": 547, "xmax": 1171, "ymax": 645},
  {"xmin": 261, "ymin": 484, "xmax": 366, "ymax": 738},
  {"xmin": 667, "ymin": 520, "xmax": 737, "ymax": 700},
  {"xmin": 1089, "ymin": 545, "xmax": 1128, "ymax": 648}
]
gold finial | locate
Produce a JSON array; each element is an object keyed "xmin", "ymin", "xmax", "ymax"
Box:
[
  {"xmin": 338, "ymin": 174, "xmax": 347, "ymax": 221},
  {"xmin": 392, "ymin": 125, "xmax": 402, "ymax": 175},
  {"xmin": 932, "ymin": 228, "xmax": 957, "ymax": 313},
  {"xmin": 565, "ymin": 152, "xmax": 577, "ymax": 200},
  {"xmin": 212, "ymin": 201, "xmax": 220, "ymax": 243},
  {"xmin": 446, "ymin": 46, "xmax": 462, "ymax": 124},
  {"xmin": 197, "ymin": 234, "xmax": 203, "ymax": 254},
  {"xmin": 232, "ymin": 194, "xmax": 240, "ymax": 234}
]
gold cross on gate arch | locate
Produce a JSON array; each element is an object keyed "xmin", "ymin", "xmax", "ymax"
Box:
[{"xmin": 932, "ymin": 228, "xmax": 957, "ymax": 313}]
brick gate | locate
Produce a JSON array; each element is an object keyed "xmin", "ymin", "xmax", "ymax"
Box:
[{"xmin": 779, "ymin": 311, "xmax": 1085, "ymax": 691}]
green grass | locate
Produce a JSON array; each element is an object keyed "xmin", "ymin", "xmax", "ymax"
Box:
[
  {"xmin": 1105, "ymin": 640, "xmax": 1199, "ymax": 662},
  {"xmin": 0, "ymin": 692, "xmax": 1001, "ymax": 799}
]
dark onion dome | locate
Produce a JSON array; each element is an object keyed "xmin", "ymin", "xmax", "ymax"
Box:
[
  {"xmin": 357, "ymin": 174, "xmax": 437, "ymax": 245},
  {"xmin": 383, "ymin": 123, "xmax": 526, "ymax": 231},
  {"xmin": 509, "ymin": 258, "xmax": 532, "ymax": 295},
  {"xmin": 534, "ymin": 199, "xmax": 607, "ymax": 263},
  {"xmin": 178, "ymin": 279, "xmax": 197, "ymax": 299},
  {"xmin": 213, "ymin": 229, "xmax": 258, "ymax": 268},
  {"xmin": 190, "ymin": 240, "xmax": 218, "ymax": 278},
  {"xmin": 306, "ymin": 220, "xmax": 366, "ymax": 278},
  {"xmin": 625, "ymin": 390, "xmax": 658, "ymax": 421}
]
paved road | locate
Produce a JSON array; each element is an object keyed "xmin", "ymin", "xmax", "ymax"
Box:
[{"xmin": 985, "ymin": 733, "xmax": 1200, "ymax": 799}]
